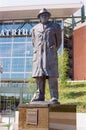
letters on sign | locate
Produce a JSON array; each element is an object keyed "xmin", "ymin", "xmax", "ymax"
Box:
[{"xmin": 26, "ymin": 109, "xmax": 38, "ymax": 125}]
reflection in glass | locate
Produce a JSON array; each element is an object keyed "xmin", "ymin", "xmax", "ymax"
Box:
[
  {"xmin": 0, "ymin": 58, "xmax": 11, "ymax": 72},
  {"xmin": 0, "ymin": 38, "xmax": 12, "ymax": 42},
  {"xmin": 13, "ymin": 37, "xmax": 26, "ymax": 42},
  {"xmin": 26, "ymin": 42, "xmax": 33, "ymax": 57},
  {"xmin": 26, "ymin": 58, "xmax": 32, "ymax": 72},
  {"xmin": 3, "ymin": 23, "xmax": 13, "ymax": 30},
  {"xmin": 25, "ymin": 73, "xmax": 32, "ymax": 79},
  {"xmin": 1, "ymin": 73, "xmax": 10, "ymax": 79},
  {"xmin": 11, "ymin": 73, "xmax": 24, "ymax": 79},
  {"xmin": 0, "ymin": 44, "xmax": 11, "ymax": 57},
  {"xmin": 12, "ymin": 43, "xmax": 25, "ymax": 57},
  {"xmin": 12, "ymin": 58, "xmax": 24, "ymax": 72}
]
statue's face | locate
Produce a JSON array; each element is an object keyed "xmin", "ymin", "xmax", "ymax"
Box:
[{"xmin": 39, "ymin": 13, "xmax": 50, "ymax": 24}]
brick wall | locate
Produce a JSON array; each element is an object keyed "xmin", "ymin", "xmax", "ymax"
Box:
[{"xmin": 73, "ymin": 23, "xmax": 86, "ymax": 80}]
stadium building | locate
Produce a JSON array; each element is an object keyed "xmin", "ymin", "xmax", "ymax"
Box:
[{"xmin": 0, "ymin": 3, "xmax": 83, "ymax": 112}]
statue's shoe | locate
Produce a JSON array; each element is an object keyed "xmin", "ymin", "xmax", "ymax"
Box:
[
  {"xmin": 31, "ymin": 93, "xmax": 44, "ymax": 102},
  {"xmin": 31, "ymin": 98, "xmax": 44, "ymax": 102},
  {"xmin": 50, "ymin": 98, "xmax": 60, "ymax": 104}
]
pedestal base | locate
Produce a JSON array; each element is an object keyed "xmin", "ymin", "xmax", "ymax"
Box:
[{"xmin": 18, "ymin": 102, "xmax": 76, "ymax": 130}]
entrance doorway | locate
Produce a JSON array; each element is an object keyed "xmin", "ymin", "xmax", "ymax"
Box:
[{"xmin": 0, "ymin": 94, "xmax": 20, "ymax": 114}]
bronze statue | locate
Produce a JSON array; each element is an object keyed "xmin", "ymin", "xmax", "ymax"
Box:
[{"xmin": 31, "ymin": 8, "xmax": 62, "ymax": 104}]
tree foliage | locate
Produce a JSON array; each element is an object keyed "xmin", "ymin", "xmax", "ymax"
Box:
[{"xmin": 58, "ymin": 49, "xmax": 69, "ymax": 87}]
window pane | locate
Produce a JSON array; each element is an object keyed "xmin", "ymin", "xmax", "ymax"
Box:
[
  {"xmin": 0, "ymin": 38, "xmax": 12, "ymax": 42},
  {"xmin": 11, "ymin": 73, "xmax": 24, "ymax": 79},
  {"xmin": 3, "ymin": 23, "xmax": 13, "ymax": 30},
  {"xmin": 12, "ymin": 43, "xmax": 25, "ymax": 57},
  {"xmin": 0, "ymin": 44, "xmax": 11, "ymax": 57},
  {"xmin": 25, "ymin": 73, "xmax": 32, "ymax": 79},
  {"xmin": 27, "ymin": 37, "xmax": 32, "ymax": 42},
  {"xmin": 0, "ymin": 58, "xmax": 11, "ymax": 72},
  {"xmin": 26, "ymin": 58, "xmax": 32, "ymax": 72},
  {"xmin": 12, "ymin": 58, "xmax": 24, "ymax": 72},
  {"xmin": 1, "ymin": 73, "xmax": 10, "ymax": 79},
  {"xmin": 26, "ymin": 42, "xmax": 33, "ymax": 57},
  {"xmin": 13, "ymin": 37, "xmax": 26, "ymax": 42}
]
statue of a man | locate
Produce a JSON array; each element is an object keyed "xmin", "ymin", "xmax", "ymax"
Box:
[{"xmin": 31, "ymin": 8, "xmax": 62, "ymax": 104}]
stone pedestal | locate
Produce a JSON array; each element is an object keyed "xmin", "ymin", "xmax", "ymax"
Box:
[{"xmin": 18, "ymin": 102, "xmax": 76, "ymax": 130}]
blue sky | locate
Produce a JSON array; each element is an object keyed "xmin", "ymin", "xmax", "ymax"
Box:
[{"xmin": 0, "ymin": 0, "xmax": 86, "ymax": 7}]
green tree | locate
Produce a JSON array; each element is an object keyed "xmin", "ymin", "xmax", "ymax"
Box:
[{"xmin": 58, "ymin": 49, "xmax": 69, "ymax": 87}]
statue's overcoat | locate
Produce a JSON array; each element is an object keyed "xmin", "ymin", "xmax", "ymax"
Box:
[{"xmin": 32, "ymin": 21, "xmax": 62, "ymax": 78}]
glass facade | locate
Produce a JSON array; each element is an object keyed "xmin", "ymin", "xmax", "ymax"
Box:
[
  {"xmin": 0, "ymin": 22, "xmax": 34, "ymax": 80},
  {"xmin": 0, "ymin": 21, "xmax": 35, "ymax": 111}
]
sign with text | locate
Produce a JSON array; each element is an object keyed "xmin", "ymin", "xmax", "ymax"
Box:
[
  {"xmin": 0, "ymin": 28, "xmax": 31, "ymax": 37},
  {"xmin": 26, "ymin": 109, "xmax": 38, "ymax": 125}
]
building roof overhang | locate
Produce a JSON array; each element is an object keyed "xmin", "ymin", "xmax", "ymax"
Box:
[{"xmin": 0, "ymin": 3, "xmax": 83, "ymax": 21}]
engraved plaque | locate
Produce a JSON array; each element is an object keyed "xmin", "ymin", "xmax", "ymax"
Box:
[{"xmin": 26, "ymin": 109, "xmax": 38, "ymax": 125}]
